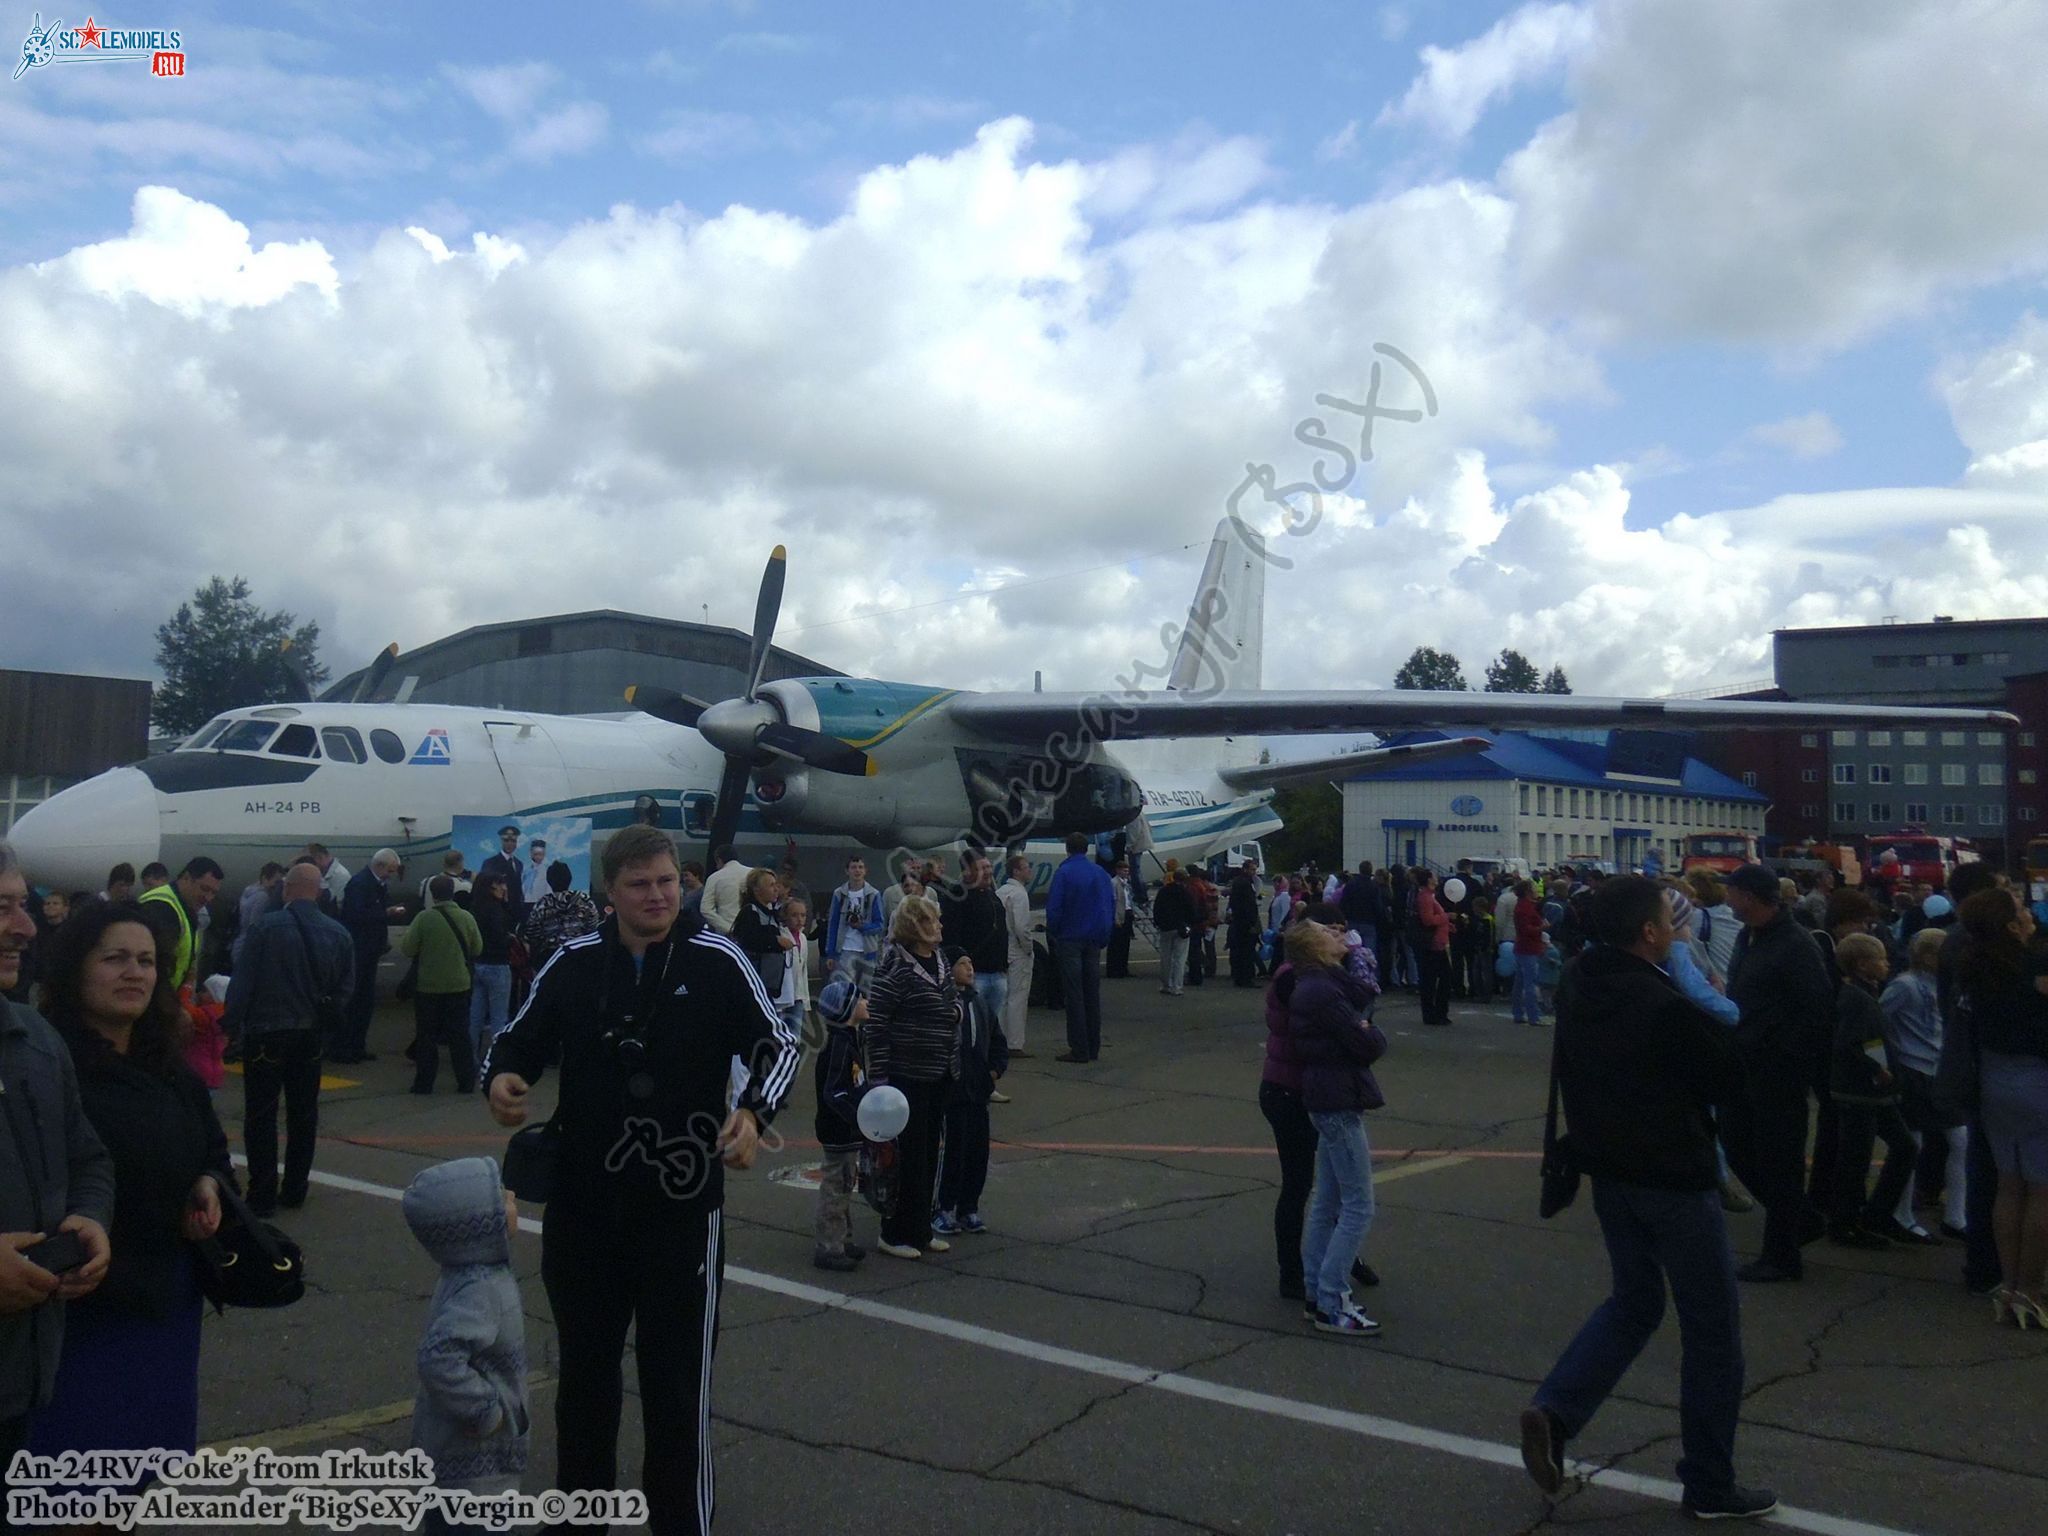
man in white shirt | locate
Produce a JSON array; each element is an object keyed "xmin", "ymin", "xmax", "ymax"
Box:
[
  {"xmin": 701, "ymin": 845, "xmax": 751, "ymax": 935},
  {"xmin": 421, "ymin": 850, "xmax": 472, "ymax": 909},
  {"xmin": 999, "ymin": 854, "xmax": 1036, "ymax": 1055},
  {"xmin": 522, "ymin": 838, "xmax": 551, "ymax": 905},
  {"xmin": 1106, "ymin": 860, "xmax": 1134, "ymax": 978},
  {"xmin": 304, "ymin": 843, "xmax": 350, "ymax": 908}
]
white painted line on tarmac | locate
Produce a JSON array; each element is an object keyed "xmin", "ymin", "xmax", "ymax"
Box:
[{"xmin": 287, "ymin": 1163, "xmax": 1928, "ymax": 1536}]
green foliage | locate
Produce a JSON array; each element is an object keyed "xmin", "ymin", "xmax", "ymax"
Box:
[
  {"xmin": 1542, "ymin": 665, "xmax": 1573, "ymax": 695},
  {"xmin": 1392, "ymin": 645, "xmax": 1468, "ymax": 692},
  {"xmin": 152, "ymin": 576, "xmax": 329, "ymax": 736},
  {"xmin": 1266, "ymin": 783, "xmax": 1344, "ymax": 874},
  {"xmin": 1484, "ymin": 648, "xmax": 1542, "ymax": 693}
]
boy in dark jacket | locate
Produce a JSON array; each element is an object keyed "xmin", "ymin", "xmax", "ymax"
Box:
[
  {"xmin": 1519, "ymin": 876, "xmax": 1773, "ymax": 1523},
  {"xmin": 812, "ymin": 978, "xmax": 871, "ymax": 1273},
  {"xmin": 934, "ymin": 979, "xmax": 1010, "ymax": 1236},
  {"xmin": 1827, "ymin": 933, "xmax": 1916, "ymax": 1249}
]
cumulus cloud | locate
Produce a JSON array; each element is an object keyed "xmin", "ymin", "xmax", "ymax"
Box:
[
  {"xmin": 1502, "ymin": 0, "xmax": 2048, "ymax": 346},
  {"xmin": 1379, "ymin": 2, "xmax": 1593, "ymax": 140},
  {"xmin": 0, "ymin": 113, "xmax": 2042, "ymax": 712},
  {"xmin": 444, "ymin": 61, "xmax": 607, "ymax": 163},
  {"xmin": 1746, "ymin": 411, "xmax": 1843, "ymax": 460},
  {"xmin": 1945, "ymin": 311, "xmax": 2048, "ymax": 490}
]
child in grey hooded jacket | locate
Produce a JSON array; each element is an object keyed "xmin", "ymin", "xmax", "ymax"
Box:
[{"xmin": 402, "ymin": 1157, "xmax": 529, "ymax": 1520}]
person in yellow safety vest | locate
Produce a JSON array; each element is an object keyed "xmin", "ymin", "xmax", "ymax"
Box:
[{"xmin": 137, "ymin": 857, "xmax": 224, "ymax": 991}]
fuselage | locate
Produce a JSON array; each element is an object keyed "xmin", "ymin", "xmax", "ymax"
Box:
[{"xmin": 10, "ymin": 695, "xmax": 1278, "ymax": 899}]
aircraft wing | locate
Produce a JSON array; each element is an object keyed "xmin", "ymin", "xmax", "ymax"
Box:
[
  {"xmin": 941, "ymin": 689, "xmax": 2021, "ymax": 742},
  {"xmin": 1217, "ymin": 736, "xmax": 1492, "ymax": 792}
]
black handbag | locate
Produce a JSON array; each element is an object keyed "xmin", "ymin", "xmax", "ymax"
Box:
[
  {"xmin": 503, "ymin": 1108, "xmax": 560, "ymax": 1205},
  {"xmin": 1538, "ymin": 1032, "xmax": 1582, "ymax": 1219},
  {"xmin": 194, "ymin": 1181, "xmax": 305, "ymax": 1312}
]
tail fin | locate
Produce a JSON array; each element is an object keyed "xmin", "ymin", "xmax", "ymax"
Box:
[{"xmin": 1167, "ymin": 518, "xmax": 1265, "ymax": 695}]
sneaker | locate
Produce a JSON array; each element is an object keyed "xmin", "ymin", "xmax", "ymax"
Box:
[
  {"xmin": 1518, "ymin": 1406, "xmax": 1566, "ymax": 1497},
  {"xmin": 960, "ymin": 1213, "xmax": 987, "ymax": 1234},
  {"xmin": 931, "ymin": 1211, "xmax": 960, "ymax": 1236},
  {"xmin": 988, "ymin": 1090, "xmax": 1011, "ymax": 1104},
  {"xmin": 813, "ymin": 1250, "xmax": 860, "ymax": 1273},
  {"xmin": 1313, "ymin": 1306, "xmax": 1380, "ymax": 1337},
  {"xmin": 876, "ymin": 1241, "xmax": 921, "ymax": 1261},
  {"xmin": 1682, "ymin": 1485, "xmax": 1777, "ymax": 1521},
  {"xmin": 925, "ymin": 1236, "xmax": 952, "ymax": 1254}
]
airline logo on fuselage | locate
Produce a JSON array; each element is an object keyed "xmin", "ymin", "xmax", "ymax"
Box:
[{"xmin": 410, "ymin": 729, "xmax": 452, "ymax": 765}]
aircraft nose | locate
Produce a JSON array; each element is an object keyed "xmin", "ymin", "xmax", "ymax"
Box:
[{"xmin": 8, "ymin": 767, "xmax": 160, "ymax": 894}]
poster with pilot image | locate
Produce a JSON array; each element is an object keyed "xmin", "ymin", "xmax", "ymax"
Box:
[{"xmin": 452, "ymin": 813, "xmax": 595, "ymax": 901}]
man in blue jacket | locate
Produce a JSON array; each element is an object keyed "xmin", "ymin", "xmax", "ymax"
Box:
[{"xmin": 1045, "ymin": 833, "xmax": 1114, "ymax": 1064}]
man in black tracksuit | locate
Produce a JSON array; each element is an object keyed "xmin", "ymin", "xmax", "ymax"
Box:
[
  {"xmin": 486, "ymin": 826, "xmax": 801, "ymax": 1536},
  {"xmin": 1719, "ymin": 863, "xmax": 1835, "ymax": 1283},
  {"xmin": 1519, "ymin": 876, "xmax": 1772, "ymax": 1521}
]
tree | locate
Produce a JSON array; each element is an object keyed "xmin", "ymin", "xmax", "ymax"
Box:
[
  {"xmin": 152, "ymin": 576, "xmax": 329, "ymax": 735},
  {"xmin": 1392, "ymin": 646, "xmax": 1468, "ymax": 691},
  {"xmin": 1542, "ymin": 665, "xmax": 1572, "ymax": 695},
  {"xmin": 1265, "ymin": 783, "xmax": 1343, "ymax": 874},
  {"xmin": 1484, "ymin": 648, "xmax": 1542, "ymax": 693}
]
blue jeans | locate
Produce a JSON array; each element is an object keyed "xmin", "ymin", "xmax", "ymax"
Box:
[
  {"xmin": 468, "ymin": 963, "xmax": 512, "ymax": 1063},
  {"xmin": 1512, "ymin": 953, "xmax": 1542, "ymax": 1022},
  {"xmin": 1301, "ymin": 1110, "xmax": 1375, "ymax": 1314},
  {"xmin": 1534, "ymin": 1180, "xmax": 1744, "ymax": 1500}
]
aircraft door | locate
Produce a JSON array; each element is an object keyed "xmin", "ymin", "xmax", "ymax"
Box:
[{"xmin": 484, "ymin": 722, "xmax": 570, "ymax": 812}]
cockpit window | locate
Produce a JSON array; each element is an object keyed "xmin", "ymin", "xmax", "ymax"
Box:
[
  {"xmin": 271, "ymin": 724, "xmax": 319, "ymax": 758},
  {"xmin": 215, "ymin": 721, "xmax": 279, "ymax": 754},
  {"xmin": 186, "ymin": 719, "xmax": 230, "ymax": 750},
  {"xmin": 322, "ymin": 727, "xmax": 367, "ymax": 764}
]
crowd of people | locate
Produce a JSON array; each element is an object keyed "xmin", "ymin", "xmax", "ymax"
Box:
[{"xmin": 4, "ymin": 819, "xmax": 2045, "ymax": 1532}]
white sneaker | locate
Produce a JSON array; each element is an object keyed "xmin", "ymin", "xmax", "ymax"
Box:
[
  {"xmin": 925, "ymin": 1236, "xmax": 952, "ymax": 1253},
  {"xmin": 876, "ymin": 1241, "xmax": 921, "ymax": 1260},
  {"xmin": 988, "ymin": 1090, "xmax": 1011, "ymax": 1104}
]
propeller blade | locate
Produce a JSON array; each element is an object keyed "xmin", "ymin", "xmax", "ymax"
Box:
[
  {"xmin": 757, "ymin": 721, "xmax": 874, "ymax": 777},
  {"xmin": 278, "ymin": 640, "xmax": 313, "ymax": 703},
  {"xmin": 351, "ymin": 643, "xmax": 400, "ymax": 704},
  {"xmin": 706, "ymin": 754, "xmax": 754, "ymax": 862},
  {"xmin": 624, "ymin": 685, "xmax": 711, "ymax": 728},
  {"xmin": 742, "ymin": 545, "xmax": 787, "ymax": 702}
]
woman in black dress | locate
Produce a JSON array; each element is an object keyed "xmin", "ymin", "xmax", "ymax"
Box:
[{"xmin": 31, "ymin": 901, "xmax": 235, "ymax": 1467}]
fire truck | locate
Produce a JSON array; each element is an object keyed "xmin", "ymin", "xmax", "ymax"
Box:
[
  {"xmin": 1865, "ymin": 830, "xmax": 1979, "ymax": 891},
  {"xmin": 1680, "ymin": 833, "xmax": 1759, "ymax": 875}
]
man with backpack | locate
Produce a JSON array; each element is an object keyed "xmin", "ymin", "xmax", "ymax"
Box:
[{"xmin": 225, "ymin": 860, "xmax": 354, "ymax": 1216}]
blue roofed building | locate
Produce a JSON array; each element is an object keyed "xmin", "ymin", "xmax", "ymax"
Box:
[{"xmin": 1341, "ymin": 729, "xmax": 1769, "ymax": 875}]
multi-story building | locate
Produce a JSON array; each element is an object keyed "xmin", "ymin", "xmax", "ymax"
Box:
[{"xmin": 1341, "ymin": 730, "xmax": 1766, "ymax": 874}]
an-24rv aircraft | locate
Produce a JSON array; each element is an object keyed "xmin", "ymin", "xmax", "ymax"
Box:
[{"xmin": 10, "ymin": 520, "xmax": 2018, "ymax": 895}]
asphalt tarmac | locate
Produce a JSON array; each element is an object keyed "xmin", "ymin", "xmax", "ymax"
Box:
[{"xmin": 177, "ymin": 948, "xmax": 2044, "ymax": 1536}]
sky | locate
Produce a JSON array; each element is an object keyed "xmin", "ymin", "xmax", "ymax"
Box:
[{"xmin": 3, "ymin": 0, "xmax": 2047, "ymax": 707}]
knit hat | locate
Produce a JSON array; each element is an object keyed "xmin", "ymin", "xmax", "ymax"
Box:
[
  {"xmin": 1665, "ymin": 887, "xmax": 1695, "ymax": 935},
  {"xmin": 818, "ymin": 976, "xmax": 862, "ymax": 1026}
]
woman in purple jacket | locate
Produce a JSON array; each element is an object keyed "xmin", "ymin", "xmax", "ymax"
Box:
[{"xmin": 1286, "ymin": 920, "xmax": 1388, "ymax": 1336}]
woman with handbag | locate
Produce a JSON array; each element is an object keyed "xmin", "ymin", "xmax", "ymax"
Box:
[{"xmin": 30, "ymin": 901, "xmax": 236, "ymax": 1470}]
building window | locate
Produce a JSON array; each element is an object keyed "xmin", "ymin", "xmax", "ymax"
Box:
[
  {"xmin": 1979, "ymin": 731, "xmax": 2004, "ymax": 745},
  {"xmin": 1831, "ymin": 730, "xmax": 1857, "ymax": 746},
  {"xmin": 1941, "ymin": 763, "xmax": 1967, "ymax": 786},
  {"xmin": 1629, "ymin": 794, "xmax": 1640, "ymax": 819},
  {"xmin": 1799, "ymin": 767, "xmax": 1818, "ymax": 783},
  {"xmin": 1834, "ymin": 801, "xmax": 1856, "ymax": 824},
  {"xmin": 1600, "ymin": 791, "xmax": 1611, "ymax": 818},
  {"xmin": 1536, "ymin": 785, "xmax": 1547, "ymax": 815},
  {"xmin": 1979, "ymin": 804, "xmax": 2005, "ymax": 826},
  {"xmin": 1519, "ymin": 783, "xmax": 1530, "ymax": 814},
  {"xmin": 1537, "ymin": 832, "xmax": 1548, "ymax": 860},
  {"xmin": 1799, "ymin": 803, "xmax": 1820, "ymax": 820},
  {"xmin": 1801, "ymin": 733, "xmax": 1820, "ymax": 749},
  {"xmin": 1980, "ymin": 763, "xmax": 2005, "ymax": 786},
  {"xmin": 1738, "ymin": 770, "xmax": 1756, "ymax": 788},
  {"xmin": 1903, "ymin": 763, "xmax": 1928, "ymax": 785},
  {"xmin": 1569, "ymin": 788, "xmax": 1580, "ymax": 818},
  {"xmin": 2022, "ymin": 769, "xmax": 2038, "ymax": 785},
  {"xmin": 1867, "ymin": 730, "xmax": 1891, "ymax": 747},
  {"xmin": 1942, "ymin": 804, "xmax": 1967, "ymax": 826},
  {"xmin": 1868, "ymin": 764, "xmax": 1891, "ymax": 784},
  {"xmin": 1868, "ymin": 802, "xmax": 1892, "ymax": 823},
  {"xmin": 2020, "ymin": 732, "xmax": 2037, "ymax": 748},
  {"xmin": 1942, "ymin": 731, "xmax": 1965, "ymax": 747},
  {"xmin": 1833, "ymin": 764, "xmax": 1856, "ymax": 784},
  {"xmin": 1903, "ymin": 730, "xmax": 1927, "ymax": 747},
  {"xmin": 1904, "ymin": 801, "xmax": 1928, "ymax": 823},
  {"xmin": 2021, "ymin": 807, "xmax": 2040, "ymax": 824},
  {"xmin": 1520, "ymin": 832, "xmax": 1531, "ymax": 859}
]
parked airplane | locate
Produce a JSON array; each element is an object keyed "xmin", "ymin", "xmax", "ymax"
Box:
[{"xmin": 9, "ymin": 520, "xmax": 2018, "ymax": 897}]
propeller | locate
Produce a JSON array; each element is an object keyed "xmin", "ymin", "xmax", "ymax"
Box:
[
  {"xmin": 350, "ymin": 643, "xmax": 400, "ymax": 704},
  {"xmin": 625, "ymin": 545, "xmax": 874, "ymax": 861}
]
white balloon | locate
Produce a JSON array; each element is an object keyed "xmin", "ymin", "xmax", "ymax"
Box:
[
  {"xmin": 1442, "ymin": 877, "xmax": 1467, "ymax": 904},
  {"xmin": 856, "ymin": 1084, "xmax": 911, "ymax": 1142}
]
